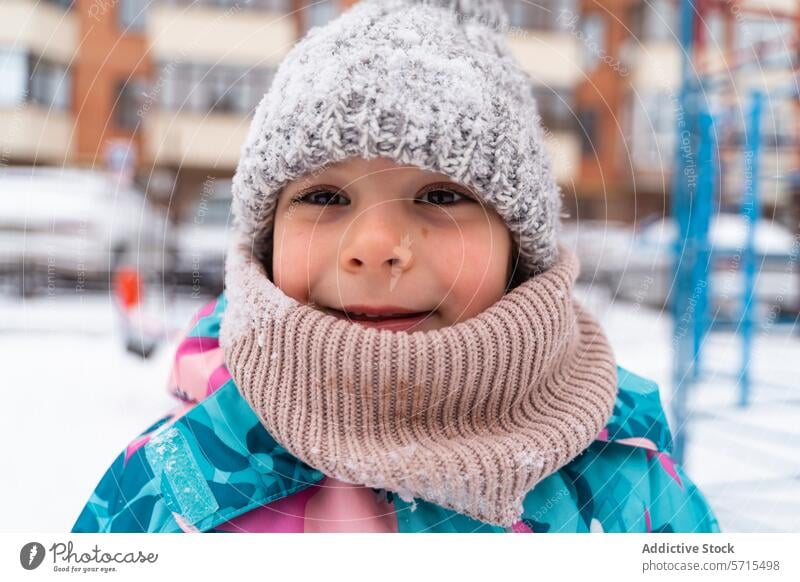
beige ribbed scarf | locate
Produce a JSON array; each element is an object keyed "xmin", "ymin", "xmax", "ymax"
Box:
[{"xmin": 220, "ymin": 234, "xmax": 618, "ymax": 527}]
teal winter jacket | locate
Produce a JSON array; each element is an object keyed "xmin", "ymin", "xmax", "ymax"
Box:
[{"xmin": 73, "ymin": 294, "xmax": 721, "ymax": 533}]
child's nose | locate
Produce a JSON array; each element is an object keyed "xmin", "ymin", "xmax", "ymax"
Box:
[{"xmin": 338, "ymin": 206, "xmax": 414, "ymax": 275}]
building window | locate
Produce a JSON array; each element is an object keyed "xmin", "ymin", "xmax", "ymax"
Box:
[
  {"xmin": 43, "ymin": 0, "xmax": 74, "ymax": 9},
  {"xmin": 302, "ymin": 0, "xmax": 337, "ymax": 33},
  {"xmin": 157, "ymin": 61, "xmax": 275, "ymax": 115},
  {"xmin": 577, "ymin": 108, "xmax": 598, "ymax": 156},
  {"xmin": 28, "ymin": 55, "xmax": 71, "ymax": 111},
  {"xmin": 119, "ymin": 0, "xmax": 147, "ymax": 32},
  {"xmin": 208, "ymin": 66, "xmax": 240, "ymax": 113},
  {"xmin": 115, "ymin": 79, "xmax": 147, "ymax": 130},
  {"xmin": 580, "ymin": 12, "xmax": 607, "ymax": 72},
  {"xmin": 0, "ymin": 47, "xmax": 28, "ymax": 107},
  {"xmin": 706, "ymin": 11, "xmax": 726, "ymax": 47},
  {"xmin": 735, "ymin": 17, "xmax": 794, "ymax": 71},
  {"xmin": 502, "ymin": 0, "xmax": 578, "ymax": 31},
  {"xmin": 259, "ymin": 0, "xmax": 292, "ymax": 11},
  {"xmin": 629, "ymin": 0, "xmax": 678, "ymax": 43},
  {"xmin": 532, "ymin": 86, "xmax": 575, "ymax": 133},
  {"xmin": 0, "ymin": 48, "xmax": 71, "ymax": 110},
  {"xmin": 630, "ymin": 91, "xmax": 676, "ymax": 169},
  {"xmin": 159, "ymin": 0, "xmax": 291, "ymax": 9},
  {"xmin": 159, "ymin": 62, "xmax": 187, "ymax": 111},
  {"xmin": 726, "ymin": 102, "xmax": 795, "ymax": 149}
]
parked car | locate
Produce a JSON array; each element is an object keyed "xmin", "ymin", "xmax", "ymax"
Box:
[
  {"xmin": 610, "ymin": 214, "xmax": 800, "ymax": 319},
  {"xmin": 0, "ymin": 166, "xmax": 169, "ymax": 295},
  {"xmin": 559, "ymin": 219, "xmax": 634, "ymax": 284},
  {"xmin": 171, "ymin": 181, "xmax": 234, "ymax": 296}
]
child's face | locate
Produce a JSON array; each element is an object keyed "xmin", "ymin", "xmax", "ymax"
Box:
[{"xmin": 272, "ymin": 156, "xmax": 513, "ymax": 332}]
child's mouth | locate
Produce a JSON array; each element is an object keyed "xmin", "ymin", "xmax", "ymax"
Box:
[{"xmin": 323, "ymin": 306, "xmax": 436, "ymax": 332}]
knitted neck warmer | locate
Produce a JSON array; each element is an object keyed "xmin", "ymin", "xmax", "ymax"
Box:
[{"xmin": 220, "ymin": 236, "xmax": 618, "ymax": 527}]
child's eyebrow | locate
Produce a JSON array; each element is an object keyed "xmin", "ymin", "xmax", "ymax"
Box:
[{"xmin": 288, "ymin": 166, "xmax": 462, "ymax": 196}]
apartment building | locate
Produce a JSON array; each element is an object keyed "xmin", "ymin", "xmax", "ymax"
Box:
[
  {"xmin": 2, "ymin": 1, "xmax": 795, "ymax": 225},
  {"xmin": 582, "ymin": 0, "xmax": 800, "ymax": 222},
  {"xmin": 142, "ymin": 0, "xmax": 588, "ymax": 217},
  {"xmin": 140, "ymin": 0, "xmax": 306, "ymax": 212},
  {"xmin": 0, "ymin": 0, "xmax": 76, "ymax": 165},
  {"xmin": 0, "ymin": 0, "xmax": 310, "ymax": 216},
  {"xmin": 0, "ymin": 0, "xmax": 588, "ymax": 220}
]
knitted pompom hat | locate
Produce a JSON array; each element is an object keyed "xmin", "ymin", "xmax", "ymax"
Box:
[{"xmin": 231, "ymin": 0, "xmax": 563, "ymax": 281}]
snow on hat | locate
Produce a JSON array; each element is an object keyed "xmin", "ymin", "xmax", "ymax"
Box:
[{"xmin": 230, "ymin": 0, "xmax": 563, "ymax": 281}]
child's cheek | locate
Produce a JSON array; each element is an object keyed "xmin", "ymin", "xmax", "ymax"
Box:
[
  {"xmin": 428, "ymin": 220, "xmax": 510, "ymax": 276},
  {"xmin": 425, "ymin": 223, "xmax": 511, "ymax": 319},
  {"xmin": 272, "ymin": 224, "xmax": 331, "ymax": 303}
]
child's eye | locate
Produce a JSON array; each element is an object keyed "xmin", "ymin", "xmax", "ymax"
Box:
[
  {"xmin": 294, "ymin": 188, "xmax": 349, "ymax": 206},
  {"xmin": 416, "ymin": 187, "xmax": 473, "ymax": 206}
]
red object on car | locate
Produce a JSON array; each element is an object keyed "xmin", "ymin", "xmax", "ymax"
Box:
[{"xmin": 113, "ymin": 266, "xmax": 142, "ymax": 311}]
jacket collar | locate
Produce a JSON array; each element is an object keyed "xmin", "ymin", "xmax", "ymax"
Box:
[{"xmin": 596, "ymin": 367, "xmax": 674, "ymax": 455}]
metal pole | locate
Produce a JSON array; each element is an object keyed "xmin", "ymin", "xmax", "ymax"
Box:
[
  {"xmin": 670, "ymin": 0, "xmax": 698, "ymax": 465},
  {"xmin": 693, "ymin": 109, "xmax": 715, "ymax": 382},
  {"xmin": 740, "ymin": 90, "xmax": 763, "ymax": 407}
]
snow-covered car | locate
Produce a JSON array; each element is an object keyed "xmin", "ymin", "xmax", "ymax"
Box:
[
  {"xmin": 171, "ymin": 183, "xmax": 234, "ymax": 295},
  {"xmin": 559, "ymin": 219, "xmax": 635, "ymax": 284},
  {"xmin": 610, "ymin": 214, "xmax": 800, "ymax": 319},
  {"xmin": 0, "ymin": 166, "xmax": 169, "ymax": 295}
]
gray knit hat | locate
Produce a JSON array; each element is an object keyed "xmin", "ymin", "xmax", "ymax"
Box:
[{"xmin": 231, "ymin": 0, "xmax": 563, "ymax": 281}]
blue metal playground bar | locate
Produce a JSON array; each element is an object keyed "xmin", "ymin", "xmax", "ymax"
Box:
[{"xmin": 670, "ymin": 0, "xmax": 773, "ymax": 463}]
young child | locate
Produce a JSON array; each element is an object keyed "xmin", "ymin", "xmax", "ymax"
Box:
[{"xmin": 73, "ymin": 0, "xmax": 720, "ymax": 533}]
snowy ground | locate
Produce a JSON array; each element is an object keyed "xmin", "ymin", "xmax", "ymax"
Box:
[
  {"xmin": 1, "ymin": 284, "xmax": 797, "ymax": 532},
  {"xmin": 0, "ymin": 287, "xmax": 207, "ymax": 532}
]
